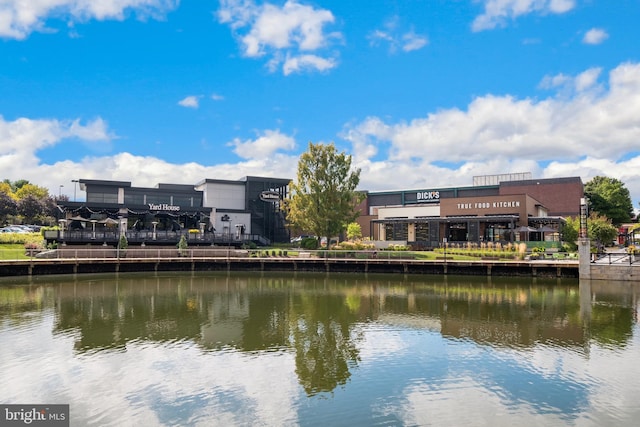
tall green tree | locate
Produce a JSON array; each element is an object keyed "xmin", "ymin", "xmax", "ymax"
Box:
[
  {"xmin": 562, "ymin": 213, "xmax": 618, "ymax": 249},
  {"xmin": 587, "ymin": 212, "xmax": 619, "ymax": 248},
  {"xmin": 285, "ymin": 142, "xmax": 364, "ymax": 246},
  {"xmin": 562, "ymin": 216, "xmax": 580, "ymax": 250},
  {"xmin": 346, "ymin": 222, "xmax": 362, "ymax": 241},
  {"xmin": 584, "ymin": 176, "xmax": 633, "ymax": 226}
]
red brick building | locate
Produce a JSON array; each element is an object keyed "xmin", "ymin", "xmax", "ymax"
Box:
[{"xmin": 357, "ymin": 175, "xmax": 584, "ymax": 247}]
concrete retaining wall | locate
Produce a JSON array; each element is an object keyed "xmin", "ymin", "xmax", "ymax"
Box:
[
  {"xmin": 590, "ymin": 264, "xmax": 639, "ymax": 282},
  {"xmin": 0, "ymin": 258, "xmax": 579, "ymax": 278}
]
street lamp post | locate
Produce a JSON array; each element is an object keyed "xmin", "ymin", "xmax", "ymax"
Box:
[
  {"xmin": 58, "ymin": 185, "xmax": 64, "ymax": 199},
  {"xmin": 443, "ymin": 237, "xmax": 447, "ymax": 263},
  {"xmin": 58, "ymin": 219, "xmax": 67, "ymax": 245}
]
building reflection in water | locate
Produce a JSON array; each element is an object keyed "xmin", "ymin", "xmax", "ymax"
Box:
[{"xmin": 1, "ymin": 273, "xmax": 638, "ymax": 396}]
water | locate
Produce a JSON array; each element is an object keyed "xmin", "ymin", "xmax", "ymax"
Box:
[{"xmin": 1, "ymin": 272, "xmax": 639, "ymax": 426}]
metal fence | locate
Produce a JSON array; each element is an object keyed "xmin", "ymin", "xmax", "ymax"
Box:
[
  {"xmin": 43, "ymin": 230, "xmax": 269, "ymax": 246},
  {"xmin": 591, "ymin": 252, "xmax": 639, "ymax": 265},
  {"xmin": 7, "ymin": 248, "xmax": 574, "ymax": 262}
]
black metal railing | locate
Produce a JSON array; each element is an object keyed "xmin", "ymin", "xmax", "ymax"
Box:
[
  {"xmin": 44, "ymin": 230, "xmax": 268, "ymax": 246},
  {"xmin": 591, "ymin": 252, "xmax": 639, "ymax": 265}
]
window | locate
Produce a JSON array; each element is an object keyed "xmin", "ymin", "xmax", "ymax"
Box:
[
  {"xmin": 384, "ymin": 223, "xmax": 408, "ymax": 240},
  {"xmin": 448, "ymin": 222, "xmax": 467, "ymax": 241},
  {"xmin": 484, "ymin": 223, "xmax": 511, "ymax": 242},
  {"xmin": 87, "ymin": 191, "xmax": 118, "ymax": 204},
  {"xmin": 172, "ymin": 196, "xmax": 194, "ymax": 207},
  {"xmin": 124, "ymin": 194, "xmax": 145, "ymax": 205},
  {"xmin": 146, "ymin": 194, "xmax": 171, "ymax": 205},
  {"xmin": 415, "ymin": 223, "xmax": 429, "ymax": 241}
]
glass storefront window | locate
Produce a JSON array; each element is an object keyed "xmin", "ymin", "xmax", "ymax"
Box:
[
  {"xmin": 415, "ymin": 223, "xmax": 429, "ymax": 241},
  {"xmin": 485, "ymin": 224, "xmax": 510, "ymax": 242},
  {"xmin": 384, "ymin": 223, "xmax": 408, "ymax": 240},
  {"xmin": 384, "ymin": 224, "xmax": 393, "ymax": 240},
  {"xmin": 448, "ymin": 223, "xmax": 467, "ymax": 241}
]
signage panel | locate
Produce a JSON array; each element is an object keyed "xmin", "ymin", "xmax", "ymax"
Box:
[
  {"xmin": 148, "ymin": 203, "xmax": 181, "ymax": 212},
  {"xmin": 260, "ymin": 191, "xmax": 281, "ymax": 202}
]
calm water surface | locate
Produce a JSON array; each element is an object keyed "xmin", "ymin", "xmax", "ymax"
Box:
[{"xmin": 0, "ymin": 272, "xmax": 638, "ymax": 426}]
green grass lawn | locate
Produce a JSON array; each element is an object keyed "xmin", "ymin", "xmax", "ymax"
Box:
[
  {"xmin": 0, "ymin": 244, "xmax": 505, "ymax": 262},
  {"xmin": 264, "ymin": 248, "xmax": 480, "ymax": 261},
  {"xmin": 0, "ymin": 244, "xmax": 30, "ymax": 260}
]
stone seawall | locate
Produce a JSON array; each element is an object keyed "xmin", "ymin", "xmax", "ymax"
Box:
[{"xmin": 0, "ymin": 258, "xmax": 579, "ymax": 279}]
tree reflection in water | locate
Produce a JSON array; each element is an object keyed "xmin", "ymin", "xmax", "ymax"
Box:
[
  {"xmin": 1, "ymin": 272, "xmax": 638, "ymax": 398},
  {"xmin": 290, "ymin": 293, "xmax": 362, "ymax": 396}
]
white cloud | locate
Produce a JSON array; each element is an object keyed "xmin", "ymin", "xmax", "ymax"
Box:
[
  {"xmin": 178, "ymin": 95, "xmax": 201, "ymax": 108},
  {"xmin": 402, "ymin": 31, "xmax": 428, "ymax": 52},
  {"xmin": 217, "ymin": 0, "xmax": 340, "ymax": 75},
  {"xmin": 4, "ymin": 63, "xmax": 640, "ymax": 205},
  {"xmin": 0, "ymin": 114, "xmax": 297, "ymax": 199},
  {"xmin": 539, "ymin": 67, "xmax": 603, "ymax": 94},
  {"xmin": 228, "ymin": 129, "xmax": 296, "ymax": 159},
  {"xmin": 211, "ymin": 93, "xmax": 225, "ymax": 101},
  {"xmin": 574, "ymin": 67, "xmax": 602, "ymax": 91},
  {"xmin": 0, "ymin": 115, "xmax": 114, "ymax": 196},
  {"xmin": 472, "ymin": 0, "xmax": 576, "ymax": 32},
  {"xmin": 538, "ymin": 72, "xmax": 571, "ymax": 90},
  {"xmin": 0, "ymin": 317, "xmax": 301, "ymax": 426},
  {"xmin": 282, "ymin": 54, "xmax": 336, "ymax": 75},
  {"xmin": 341, "ymin": 62, "xmax": 640, "ymax": 203},
  {"xmin": 583, "ymin": 27, "xmax": 609, "ymax": 45},
  {"xmin": 368, "ymin": 17, "xmax": 428, "ymax": 53},
  {"xmin": 0, "ymin": 115, "xmax": 111, "ymax": 155},
  {"xmin": 0, "ymin": 0, "xmax": 179, "ymax": 39}
]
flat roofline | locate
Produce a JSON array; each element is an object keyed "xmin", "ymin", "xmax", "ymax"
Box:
[
  {"xmin": 499, "ymin": 176, "xmax": 583, "ymax": 187},
  {"xmin": 79, "ymin": 179, "xmax": 131, "ymax": 187},
  {"xmin": 156, "ymin": 183, "xmax": 199, "ymax": 191},
  {"xmin": 196, "ymin": 178, "xmax": 246, "ymax": 186},
  {"xmin": 372, "ymin": 215, "xmax": 519, "ymax": 223},
  {"xmin": 365, "ymin": 184, "xmax": 499, "ymax": 196},
  {"xmin": 363, "ymin": 176, "xmax": 583, "ymax": 196},
  {"xmin": 241, "ymin": 175, "xmax": 291, "ymax": 183},
  {"xmin": 196, "ymin": 176, "xmax": 291, "ymax": 186}
]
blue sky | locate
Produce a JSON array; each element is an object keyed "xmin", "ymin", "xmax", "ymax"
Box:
[{"xmin": 1, "ymin": 0, "xmax": 640, "ymax": 207}]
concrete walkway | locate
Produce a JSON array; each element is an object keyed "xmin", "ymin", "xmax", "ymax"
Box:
[{"xmin": 592, "ymin": 247, "xmax": 638, "ymax": 266}]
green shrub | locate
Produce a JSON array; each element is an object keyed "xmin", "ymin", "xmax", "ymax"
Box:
[
  {"xmin": 335, "ymin": 241, "xmax": 375, "ymax": 251},
  {"xmin": 177, "ymin": 235, "xmax": 188, "ymax": 255},
  {"xmin": 0, "ymin": 232, "xmax": 44, "ymax": 246},
  {"xmin": 382, "ymin": 244, "xmax": 410, "ymax": 251},
  {"xmin": 301, "ymin": 237, "xmax": 319, "ymax": 250},
  {"xmin": 243, "ymin": 241, "xmax": 257, "ymax": 249},
  {"xmin": 118, "ymin": 235, "xmax": 128, "ymax": 250}
]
